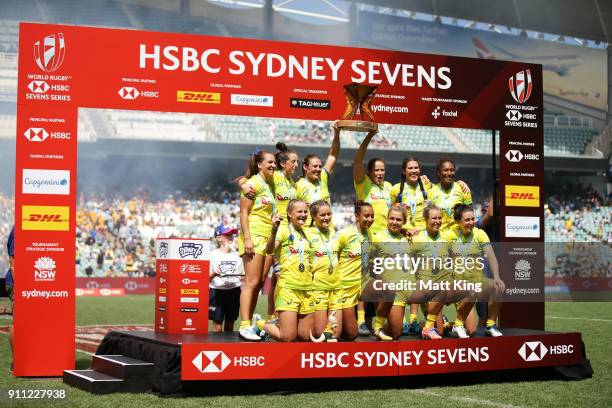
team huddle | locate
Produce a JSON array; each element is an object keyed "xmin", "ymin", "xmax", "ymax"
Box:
[{"xmin": 235, "ymin": 124, "xmax": 505, "ymax": 342}]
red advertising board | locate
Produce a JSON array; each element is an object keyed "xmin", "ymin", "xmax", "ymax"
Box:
[
  {"xmin": 14, "ymin": 22, "xmax": 544, "ymax": 376},
  {"xmin": 155, "ymin": 238, "xmax": 211, "ymax": 335},
  {"xmin": 76, "ymin": 277, "xmax": 156, "ymax": 295},
  {"xmin": 182, "ymin": 333, "xmax": 582, "ymax": 380}
]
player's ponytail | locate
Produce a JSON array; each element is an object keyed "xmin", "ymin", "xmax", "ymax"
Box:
[
  {"xmin": 275, "ymin": 142, "xmax": 296, "ymax": 169},
  {"xmin": 241, "ymin": 148, "xmax": 271, "ymax": 179},
  {"xmin": 453, "ymin": 204, "xmax": 474, "ymax": 222}
]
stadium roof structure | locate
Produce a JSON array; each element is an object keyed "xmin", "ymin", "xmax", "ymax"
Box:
[{"xmin": 355, "ymin": 0, "xmax": 611, "ymax": 44}]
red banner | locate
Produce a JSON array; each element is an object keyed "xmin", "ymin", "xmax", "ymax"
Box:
[
  {"xmin": 14, "ymin": 22, "xmax": 544, "ymax": 376},
  {"xmin": 76, "ymin": 278, "xmax": 155, "ymax": 295},
  {"xmin": 182, "ymin": 333, "xmax": 582, "ymax": 380}
]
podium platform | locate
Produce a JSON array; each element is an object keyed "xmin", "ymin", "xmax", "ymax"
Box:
[{"xmin": 63, "ymin": 328, "xmax": 592, "ymax": 395}]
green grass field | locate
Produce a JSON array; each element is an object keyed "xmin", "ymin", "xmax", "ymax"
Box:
[{"xmin": 1, "ymin": 297, "xmax": 611, "ymax": 407}]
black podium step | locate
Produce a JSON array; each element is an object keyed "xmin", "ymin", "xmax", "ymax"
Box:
[
  {"xmin": 63, "ymin": 355, "xmax": 155, "ymax": 394},
  {"xmin": 63, "ymin": 369, "xmax": 124, "ymax": 394},
  {"xmin": 92, "ymin": 354, "xmax": 155, "ymax": 382}
]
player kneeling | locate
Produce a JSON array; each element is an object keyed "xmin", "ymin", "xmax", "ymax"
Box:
[
  {"xmin": 255, "ymin": 200, "xmax": 314, "ymax": 341},
  {"xmin": 449, "ymin": 205, "xmax": 505, "ymax": 338}
]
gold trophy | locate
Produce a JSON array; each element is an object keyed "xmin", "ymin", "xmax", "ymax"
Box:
[{"xmin": 336, "ymin": 83, "xmax": 378, "ymax": 132}]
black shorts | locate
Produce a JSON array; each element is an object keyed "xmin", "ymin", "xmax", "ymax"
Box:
[{"xmin": 209, "ymin": 287, "xmax": 241, "ymax": 323}]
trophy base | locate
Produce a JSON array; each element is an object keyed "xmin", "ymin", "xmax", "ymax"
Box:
[{"xmin": 336, "ymin": 120, "xmax": 378, "ymax": 132}]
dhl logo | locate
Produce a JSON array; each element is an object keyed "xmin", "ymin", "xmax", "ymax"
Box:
[
  {"xmin": 159, "ymin": 287, "xmax": 167, "ymax": 294},
  {"xmin": 22, "ymin": 205, "xmax": 69, "ymax": 231},
  {"xmin": 505, "ymin": 185, "xmax": 540, "ymax": 207},
  {"xmin": 177, "ymin": 91, "xmax": 220, "ymax": 104},
  {"xmin": 180, "ymin": 288, "xmax": 199, "ymax": 295}
]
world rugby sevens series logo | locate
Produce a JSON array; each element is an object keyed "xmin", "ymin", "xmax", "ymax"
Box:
[
  {"xmin": 33, "ymin": 33, "xmax": 65, "ymax": 72},
  {"xmin": 508, "ymin": 69, "xmax": 532, "ymax": 104}
]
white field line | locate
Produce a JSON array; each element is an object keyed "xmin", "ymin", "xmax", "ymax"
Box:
[
  {"xmin": 412, "ymin": 389, "xmax": 526, "ymax": 408},
  {"xmin": 547, "ymin": 316, "xmax": 612, "ymax": 323}
]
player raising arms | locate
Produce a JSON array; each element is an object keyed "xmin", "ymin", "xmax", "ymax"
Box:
[
  {"xmin": 388, "ymin": 205, "xmax": 453, "ymax": 340},
  {"xmin": 430, "ymin": 158, "xmax": 472, "ymax": 231},
  {"xmin": 296, "ymin": 123, "xmax": 341, "ymax": 223},
  {"xmin": 335, "ymin": 201, "xmax": 374, "ymax": 340},
  {"xmin": 448, "ymin": 205, "xmax": 505, "ymax": 338},
  {"xmin": 237, "ymin": 149, "xmax": 277, "ymax": 341},
  {"xmin": 255, "ymin": 200, "xmax": 314, "ymax": 342},
  {"xmin": 353, "ymin": 131, "xmax": 392, "ymax": 335},
  {"xmin": 306, "ymin": 200, "xmax": 341, "ymax": 342}
]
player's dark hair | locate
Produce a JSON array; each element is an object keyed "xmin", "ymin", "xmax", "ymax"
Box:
[
  {"xmin": 354, "ymin": 200, "xmax": 373, "ymax": 215},
  {"xmin": 435, "ymin": 158, "xmax": 456, "ymax": 181},
  {"xmin": 309, "ymin": 199, "xmax": 331, "ymax": 227},
  {"xmin": 388, "ymin": 205, "xmax": 407, "ymax": 223},
  {"xmin": 302, "ymin": 154, "xmax": 321, "ymax": 177},
  {"xmin": 423, "ymin": 204, "xmax": 442, "ymax": 221},
  {"xmin": 275, "ymin": 142, "xmax": 297, "ymax": 169},
  {"xmin": 397, "ymin": 157, "xmax": 428, "ymax": 203},
  {"xmin": 453, "ymin": 204, "xmax": 474, "ymax": 222},
  {"xmin": 367, "ymin": 158, "xmax": 385, "ymax": 175},
  {"xmin": 242, "ymin": 149, "xmax": 273, "ymax": 179}
]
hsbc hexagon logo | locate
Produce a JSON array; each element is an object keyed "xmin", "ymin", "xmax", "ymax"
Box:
[
  {"xmin": 518, "ymin": 341, "xmax": 548, "ymax": 361},
  {"xmin": 28, "ymin": 80, "xmax": 50, "ymax": 93},
  {"xmin": 119, "ymin": 87, "xmax": 140, "ymax": 100},
  {"xmin": 192, "ymin": 351, "xmax": 231, "ymax": 373},
  {"xmin": 505, "ymin": 150, "xmax": 523, "ymax": 162},
  {"xmin": 33, "ymin": 33, "xmax": 66, "ymax": 73},
  {"xmin": 506, "ymin": 110, "xmax": 522, "ymax": 121},
  {"xmin": 24, "ymin": 128, "xmax": 49, "ymax": 142}
]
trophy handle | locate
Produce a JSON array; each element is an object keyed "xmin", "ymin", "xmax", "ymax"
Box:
[
  {"xmin": 360, "ymin": 90, "xmax": 377, "ymax": 122},
  {"xmin": 342, "ymin": 88, "xmax": 359, "ymax": 120}
]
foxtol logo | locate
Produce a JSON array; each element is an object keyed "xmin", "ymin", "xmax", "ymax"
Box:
[
  {"xmin": 158, "ymin": 242, "xmax": 168, "ymax": 258},
  {"xmin": 290, "ymin": 98, "xmax": 331, "ymax": 110},
  {"xmin": 34, "ymin": 33, "xmax": 65, "ymax": 73},
  {"xmin": 514, "ymin": 259, "xmax": 531, "ymax": 281},
  {"xmin": 192, "ymin": 351, "xmax": 231, "ymax": 373},
  {"xmin": 518, "ymin": 341, "xmax": 547, "ymax": 361},
  {"xmin": 28, "ymin": 80, "xmax": 50, "ymax": 93},
  {"xmin": 179, "ymin": 243, "xmax": 203, "ymax": 259},
  {"xmin": 119, "ymin": 87, "xmax": 139, "ymax": 99},
  {"xmin": 24, "ymin": 128, "xmax": 49, "ymax": 142},
  {"xmin": 34, "ymin": 256, "xmax": 56, "ymax": 281},
  {"xmin": 432, "ymin": 106, "xmax": 441, "ymax": 119},
  {"xmin": 509, "ymin": 69, "xmax": 532, "ymax": 104}
]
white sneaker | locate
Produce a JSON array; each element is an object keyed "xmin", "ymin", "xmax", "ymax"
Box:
[
  {"xmin": 239, "ymin": 326, "xmax": 262, "ymax": 341},
  {"xmin": 485, "ymin": 325, "xmax": 503, "ymax": 337},
  {"xmin": 374, "ymin": 328, "xmax": 393, "ymax": 341},
  {"xmin": 451, "ymin": 325, "xmax": 469, "ymax": 339}
]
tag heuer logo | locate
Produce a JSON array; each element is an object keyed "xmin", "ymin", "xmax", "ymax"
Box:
[
  {"xmin": 505, "ymin": 150, "xmax": 523, "ymax": 162},
  {"xmin": 518, "ymin": 341, "xmax": 547, "ymax": 361},
  {"xmin": 192, "ymin": 351, "xmax": 231, "ymax": 373},
  {"xmin": 119, "ymin": 87, "xmax": 140, "ymax": 99}
]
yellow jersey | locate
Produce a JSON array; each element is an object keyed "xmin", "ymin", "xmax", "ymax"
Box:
[
  {"xmin": 272, "ymin": 170, "xmax": 297, "ymax": 219},
  {"xmin": 275, "ymin": 225, "xmax": 313, "ymax": 290},
  {"xmin": 447, "ymin": 225, "xmax": 491, "ymax": 276},
  {"xmin": 430, "ymin": 182, "xmax": 472, "ymax": 231},
  {"xmin": 241, "ymin": 174, "xmax": 275, "ymax": 237},
  {"xmin": 297, "ymin": 169, "xmax": 331, "ymax": 225},
  {"xmin": 335, "ymin": 225, "xmax": 373, "ymax": 288},
  {"xmin": 305, "ymin": 226, "xmax": 339, "ymax": 290},
  {"xmin": 390, "ymin": 180, "xmax": 432, "ymax": 230},
  {"xmin": 354, "ymin": 175, "xmax": 393, "ymax": 234},
  {"xmin": 410, "ymin": 229, "xmax": 454, "ymax": 276}
]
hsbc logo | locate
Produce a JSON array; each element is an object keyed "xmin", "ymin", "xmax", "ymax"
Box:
[
  {"xmin": 28, "ymin": 80, "xmax": 50, "ymax": 93},
  {"xmin": 509, "ymin": 69, "xmax": 532, "ymax": 104},
  {"xmin": 34, "ymin": 33, "xmax": 65, "ymax": 73},
  {"xmin": 24, "ymin": 128, "xmax": 49, "ymax": 142},
  {"xmin": 506, "ymin": 110, "xmax": 522, "ymax": 121},
  {"xmin": 192, "ymin": 351, "xmax": 231, "ymax": 373},
  {"xmin": 119, "ymin": 87, "xmax": 139, "ymax": 99},
  {"xmin": 518, "ymin": 341, "xmax": 547, "ymax": 361},
  {"xmin": 182, "ymin": 278, "xmax": 199, "ymax": 285},
  {"xmin": 505, "ymin": 150, "xmax": 540, "ymax": 162}
]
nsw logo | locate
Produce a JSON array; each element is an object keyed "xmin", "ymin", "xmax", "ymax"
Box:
[
  {"xmin": 34, "ymin": 256, "xmax": 56, "ymax": 282},
  {"xmin": 192, "ymin": 351, "xmax": 231, "ymax": 373},
  {"xmin": 509, "ymin": 69, "xmax": 532, "ymax": 104},
  {"xmin": 514, "ymin": 259, "xmax": 531, "ymax": 281},
  {"xmin": 518, "ymin": 341, "xmax": 547, "ymax": 361},
  {"xmin": 34, "ymin": 33, "xmax": 65, "ymax": 73}
]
